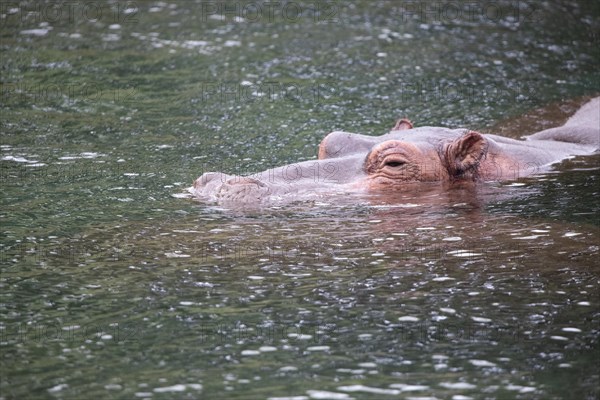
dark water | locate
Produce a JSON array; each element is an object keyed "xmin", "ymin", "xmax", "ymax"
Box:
[{"xmin": 1, "ymin": 1, "xmax": 599, "ymax": 399}]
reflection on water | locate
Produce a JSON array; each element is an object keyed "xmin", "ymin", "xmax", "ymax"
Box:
[{"xmin": 1, "ymin": 0, "xmax": 599, "ymax": 399}]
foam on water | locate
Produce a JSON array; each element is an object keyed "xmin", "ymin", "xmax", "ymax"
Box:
[
  {"xmin": 469, "ymin": 360, "xmax": 497, "ymax": 367},
  {"xmin": 2, "ymin": 155, "xmax": 39, "ymax": 163},
  {"xmin": 432, "ymin": 277, "xmax": 456, "ymax": 282},
  {"xmin": 20, "ymin": 28, "xmax": 50, "ymax": 36},
  {"xmin": 388, "ymin": 384, "xmax": 430, "ymax": 391},
  {"xmin": 337, "ymin": 385, "xmax": 401, "ymax": 395},
  {"xmin": 306, "ymin": 391, "xmax": 351, "ymax": 399},
  {"xmin": 471, "ymin": 317, "xmax": 492, "ymax": 323},
  {"xmin": 306, "ymin": 346, "xmax": 330, "ymax": 352},
  {"xmin": 398, "ymin": 316, "xmax": 420, "ymax": 322},
  {"xmin": 439, "ymin": 382, "xmax": 476, "ymax": 389}
]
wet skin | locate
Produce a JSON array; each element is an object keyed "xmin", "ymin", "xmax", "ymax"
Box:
[{"xmin": 190, "ymin": 97, "xmax": 599, "ymax": 204}]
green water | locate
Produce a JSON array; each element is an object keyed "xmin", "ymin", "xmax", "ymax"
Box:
[{"xmin": 1, "ymin": 1, "xmax": 599, "ymax": 399}]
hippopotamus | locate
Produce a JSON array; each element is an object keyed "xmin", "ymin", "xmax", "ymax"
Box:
[{"xmin": 190, "ymin": 97, "xmax": 599, "ymax": 205}]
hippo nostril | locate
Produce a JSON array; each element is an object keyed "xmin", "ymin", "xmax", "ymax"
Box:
[
  {"xmin": 196, "ymin": 172, "xmax": 214, "ymax": 186},
  {"xmin": 226, "ymin": 177, "xmax": 267, "ymax": 187},
  {"xmin": 194, "ymin": 172, "xmax": 226, "ymax": 189}
]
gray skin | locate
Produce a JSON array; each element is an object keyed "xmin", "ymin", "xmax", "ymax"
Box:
[{"xmin": 190, "ymin": 97, "xmax": 599, "ymax": 204}]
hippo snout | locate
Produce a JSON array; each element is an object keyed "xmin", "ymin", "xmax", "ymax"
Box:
[
  {"xmin": 192, "ymin": 172, "xmax": 274, "ymax": 203},
  {"xmin": 192, "ymin": 172, "xmax": 233, "ymax": 199},
  {"xmin": 193, "ymin": 172, "xmax": 223, "ymax": 189},
  {"xmin": 217, "ymin": 177, "xmax": 272, "ymax": 203}
]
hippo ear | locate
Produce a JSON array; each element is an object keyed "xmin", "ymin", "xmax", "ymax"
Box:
[
  {"xmin": 444, "ymin": 131, "xmax": 488, "ymax": 177},
  {"xmin": 392, "ymin": 118, "xmax": 413, "ymax": 131}
]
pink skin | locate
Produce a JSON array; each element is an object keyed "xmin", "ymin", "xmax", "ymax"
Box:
[{"xmin": 191, "ymin": 97, "xmax": 599, "ymax": 204}]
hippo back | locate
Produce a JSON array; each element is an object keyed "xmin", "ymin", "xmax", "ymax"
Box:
[{"xmin": 526, "ymin": 97, "xmax": 600, "ymax": 149}]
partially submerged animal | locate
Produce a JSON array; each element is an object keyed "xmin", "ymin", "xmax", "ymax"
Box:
[{"xmin": 190, "ymin": 97, "xmax": 599, "ymax": 205}]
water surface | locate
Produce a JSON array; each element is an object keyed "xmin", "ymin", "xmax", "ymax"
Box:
[{"xmin": 1, "ymin": 1, "xmax": 599, "ymax": 399}]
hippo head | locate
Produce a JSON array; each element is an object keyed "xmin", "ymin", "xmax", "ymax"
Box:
[
  {"xmin": 322, "ymin": 128, "xmax": 489, "ymax": 189},
  {"xmin": 191, "ymin": 119, "xmax": 493, "ymax": 205}
]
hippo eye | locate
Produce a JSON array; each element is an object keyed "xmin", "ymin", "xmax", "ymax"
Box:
[{"xmin": 384, "ymin": 160, "xmax": 406, "ymax": 168}]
